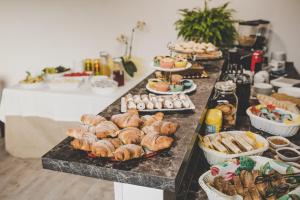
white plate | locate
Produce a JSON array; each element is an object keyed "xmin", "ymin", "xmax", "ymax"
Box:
[
  {"xmin": 18, "ymin": 82, "xmax": 46, "ymax": 90},
  {"xmin": 151, "ymin": 61, "xmax": 192, "ymax": 72},
  {"xmin": 120, "ymin": 95, "xmax": 196, "ymax": 113},
  {"xmin": 146, "ymin": 82, "xmax": 197, "ymax": 95},
  {"xmin": 278, "ymin": 87, "xmax": 300, "ymax": 98}
]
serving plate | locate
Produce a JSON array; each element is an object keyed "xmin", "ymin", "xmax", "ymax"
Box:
[
  {"xmin": 146, "ymin": 82, "xmax": 197, "ymax": 95},
  {"xmin": 151, "ymin": 61, "xmax": 192, "ymax": 72},
  {"xmin": 120, "ymin": 94, "xmax": 196, "ymax": 113}
]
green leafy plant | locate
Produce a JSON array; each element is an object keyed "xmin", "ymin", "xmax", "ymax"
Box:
[{"xmin": 175, "ymin": 0, "xmax": 237, "ymax": 46}]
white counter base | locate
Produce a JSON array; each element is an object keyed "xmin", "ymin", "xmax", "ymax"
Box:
[{"xmin": 114, "ymin": 182, "xmax": 163, "ymax": 200}]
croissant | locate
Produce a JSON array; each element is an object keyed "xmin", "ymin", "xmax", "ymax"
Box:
[
  {"xmin": 80, "ymin": 114, "xmax": 106, "ymax": 126},
  {"xmin": 103, "ymin": 138, "xmax": 122, "ymax": 149},
  {"xmin": 141, "ymin": 133, "xmax": 174, "ymax": 151},
  {"xmin": 117, "ymin": 127, "xmax": 145, "ymax": 144},
  {"xmin": 66, "ymin": 128, "xmax": 85, "ymax": 139},
  {"xmin": 114, "ymin": 144, "xmax": 144, "ymax": 161},
  {"xmin": 94, "ymin": 121, "xmax": 119, "ymax": 139},
  {"xmin": 141, "ymin": 112, "xmax": 164, "ymax": 126},
  {"xmin": 91, "ymin": 140, "xmax": 115, "ymax": 157},
  {"xmin": 143, "ymin": 121, "xmax": 178, "ymax": 136},
  {"xmin": 70, "ymin": 132, "xmax": 97, "ymax": 151},
  {"xmin": 111, "ymin": 111, "xmax": 142, "ymax": 128}
]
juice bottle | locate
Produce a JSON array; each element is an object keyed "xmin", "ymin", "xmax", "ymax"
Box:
[
  {"xmin": 93, "ymin": 59, "xmax": 101, "ymax": 76},
  {"xmin": 99, "ymin": 51, "xmax": 111, "ymax": 77}
]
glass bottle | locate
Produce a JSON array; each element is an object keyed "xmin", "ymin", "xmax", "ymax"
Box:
[
  {"xmin": 112, "ymin": 57, "xmax": 125, "ymax": 87},
  {"xmin": 93, "ymin": 59, "xmax": 101, "ymax": 76},
  {"xmin": 84, "ymin": 58, "xmax": 93, "ymax": 72},
  {"xmin": 211, "ymin": 81, "xmax": 238, "ymax": 130},
  {"xmin": 99, "ymin": 51, "xmax": 111, "ymax": 77}
]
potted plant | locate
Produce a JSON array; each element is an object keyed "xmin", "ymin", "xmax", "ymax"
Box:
[
  {"xmin": 116, "ymin": 21, "xmax": 146, "ymax": 77},
  {"xmin": 175, "ymin": 0, "xmax": 237, "ymax": 47}
]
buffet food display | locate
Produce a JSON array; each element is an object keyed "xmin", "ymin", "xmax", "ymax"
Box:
[
  {"xmin": 66, "ymin": 111, "xmax": 178, "ymax": 161},
  {"xmin": 168, "ymin": 41, "xmax": 222, "ymax": 60},
  {"xmin": 121, "ymin": 93, "xmax": 195, "ymax": 112},
  {"xmin": 199, "ymin": 156, "xmax": 300, "ymax": 200},
  {"xmin": 146, "ymin": 78, "xmax": 196, "ymax": 94},
  {"xmin": 152, "ymin": 55, "xmax": 192, "ymax": 72}
]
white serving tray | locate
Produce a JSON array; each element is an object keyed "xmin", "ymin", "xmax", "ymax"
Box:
[
  {"xmin": 120, "ymin": 95, "xmax": 196, "ymax": 113},
  {"xmin": 151, "ymin": 61, "xmax": 192, "ymax": 72},
  {"xmin": 146, "ymin": 82, "xmax": 197, "ymax": 95}
]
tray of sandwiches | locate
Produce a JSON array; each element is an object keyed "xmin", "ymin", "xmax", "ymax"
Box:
[{"xmin": 66, "ymin": 111, "xmax": 179, "ymax": 162}]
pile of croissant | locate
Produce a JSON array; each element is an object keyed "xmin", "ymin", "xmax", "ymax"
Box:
[{"xmin": 66, "ymin": 110, "xmax": 179, "ymax": 161}]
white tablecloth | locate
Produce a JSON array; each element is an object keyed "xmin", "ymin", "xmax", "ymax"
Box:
[{"xmin": 0, "ymin": 70, "xmax": 153, "ymax": 123}]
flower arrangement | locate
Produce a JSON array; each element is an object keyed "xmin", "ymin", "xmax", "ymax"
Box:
[{"xmin": 116, "ymin": 21, "xmax": 146, "ymax": 77}]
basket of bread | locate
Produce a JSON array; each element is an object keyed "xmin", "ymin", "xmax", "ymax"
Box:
[
  {"xmin": 66, "ymin": 110, "xmax": 179, "ymax": 161},
  {"xmin": 199, "ymin": 131, "xmax": 269, "ymax": 165}
]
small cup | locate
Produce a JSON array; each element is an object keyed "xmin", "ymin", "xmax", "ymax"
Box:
[
  {"xmin": 181, "ymin": 79, "xmax": 193, "ymax": 89},
  {"xmin": 276, "ymin": 147, "xmax": 300, "ymax": 162},
  {"xmin": 267, "ymin": 136, "xmax": 290, "ymax": 149}
]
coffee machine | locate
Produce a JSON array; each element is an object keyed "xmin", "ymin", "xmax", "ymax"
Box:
[{"xmin": 236, "ymin": 20, "xmax": 270, "ymax": 73}]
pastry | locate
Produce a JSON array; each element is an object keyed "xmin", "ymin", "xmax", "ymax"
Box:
[
  {"xmin": 271, "ymin": 93, "xmax": 300, "ymax": 105},
  {"xmin": 141, "ymin": 112, "xmax": 164, "ymax": 126},
  {"xmin": 127, "ymin": 100, "xmax": 137, "ymax": 110},
  {"xmin": 154, "ymin": 101, "xmax": 163, "ymax": 109},
  {"xmin": 91, "ymin": 140, "xmax": 115, "ymax": 157},
  {"xmin": 173, "ymin": 100, "xmax": 183, "ymax": 109},
  {"xmin": 80, "ymin": 114, "xmax": 106, "ymax": 126},
  {"xmin": 174, "ymin": 59, "xmax": 187, "ymax": 68},
  {"xmin": 125, "ymin": 93, "xmax": 133, "ymax": 102},
  {"xmin": 150, "ymin": 121, "xmax": 178, "ymax": 136},
  {"xmin": 114, "ymin": 144, "xmax": 144, "ymax": 161},
  {"xmin": 164, "ymin": 99, "xmax": 174, "ymax": 109},
  {"xmin": 152, "ymin": 82, "xmax": 170, "ymax": 92},
  {"xmin": 133, "ymin": 95, "xmax": 142, "ymax": 104},
  {"xmin": 102, "ymin": 138, "xmax": 122, "ymax": 149},
  {"xmin": 141, "ymin": 132, "xmax": 174, "ymax": 151},
  {"xmin": 136, "ymin": 102, "xmax": 146, "ymax": 111},
  {"xmin": 159, "ymin": 57, "xmax": 174, "ymax": 68},
  {"xmin": 70, "ymin": 132, "xmax": 97, "ymax": 151},
  {"xmin": 171, "ymin": 74, "xmax": 183, "ymax": 84},
  {"xmin": 111, "ymin": 110, "xmax": 142, "ymax": 128},
  {"xmin": 181, "ymin": 99, "xmax": 190, "ymax": 108},
  {"xmin": 94, "ymin": 121, "xmax": 119, "ymax": 139},
  {"xmin": 117, "ymin": 127, "xmax": 145, "ymax": 144},
  {"xmin": 146, "ymin": 101, "xmax": 154, "ymax": 110},
  {"xmin": 66, "ymin": 128, "xmax": 85, "ymax": 139}
]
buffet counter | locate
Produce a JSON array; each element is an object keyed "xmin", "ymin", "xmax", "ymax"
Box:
[{"xmin": 42, "ymin": 62, "xmax": 223, "ymax": 200}]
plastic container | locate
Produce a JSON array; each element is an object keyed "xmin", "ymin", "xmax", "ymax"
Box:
[
  {"xmin": 246, "ymin": 107, "xmax": 300, "ymax": 137},
  {"xmin": 199, "ymin": 131, "xmax": 269, "ymax": 165}
]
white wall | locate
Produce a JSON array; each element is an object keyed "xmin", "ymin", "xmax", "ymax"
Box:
[{"xmin": 0, "ymin": 0, "xmax": 299, "ymax": 86}]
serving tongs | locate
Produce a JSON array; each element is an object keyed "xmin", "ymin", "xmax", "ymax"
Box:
[{"xmin": 255, "ymin": 172, "xmax": 300, "ymax": 184}]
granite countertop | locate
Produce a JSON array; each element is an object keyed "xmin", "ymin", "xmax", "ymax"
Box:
[{"xmin": 42, "ymin": 62, "xmax": 223, "ymax": 193}]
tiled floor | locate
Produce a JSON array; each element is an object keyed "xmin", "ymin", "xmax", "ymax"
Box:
[{"xmin": 0, "ymin": 138, "xmax": 114, "ymax": 200}]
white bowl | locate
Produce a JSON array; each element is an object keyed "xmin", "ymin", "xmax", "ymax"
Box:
[
  {"xmin": 91, "ymin": 78, "xmax": 118, "ymax": 95},
  {"xmin": 276, "ymin": 147, "xmax": 300, "ymax": 162},
  {"xmin": 246, "ymin": 106, "xmax": 300, "ymax": 137},
  {"xmin": 199, "ymin": 131, "xmax": 269, "ymax": 165},
  {"xmin": 253, "ymin": 83, "xmax": 273, "ymax": 96},
  {"xmin": 267, "ymin": 136, "xmax": 290, "ymax": 149}
]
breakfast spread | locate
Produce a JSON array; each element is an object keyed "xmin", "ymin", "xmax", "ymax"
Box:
[
  {"xmin": 66, "ymin": 111, "xmax": 178, "ymax": 161},
  {"xmin": 121, "ymin": 93, "xmax": 195, "ymax": 112}
]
